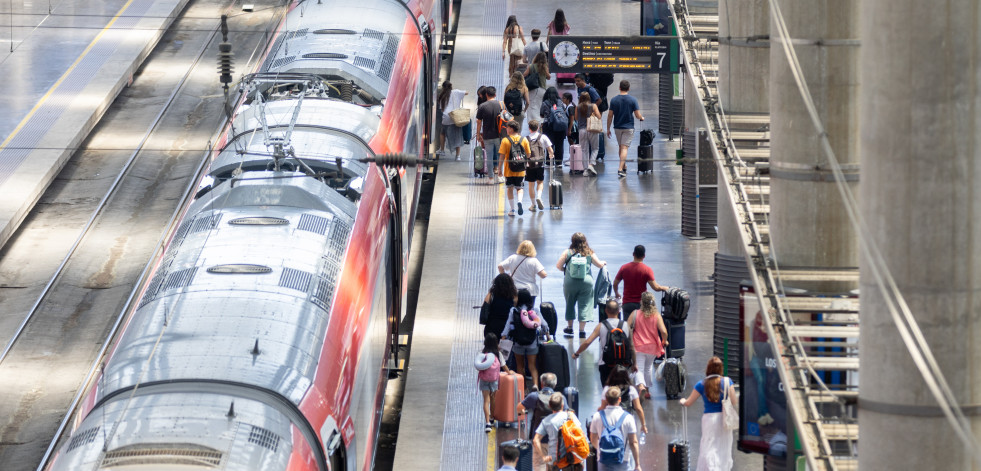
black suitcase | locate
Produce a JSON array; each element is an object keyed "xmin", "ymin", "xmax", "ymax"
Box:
[
  {"xmin": 665, "ymin": 319, "xmax": 686, "ymax": 358},
  {"xmin": 668, "ymin": 406, "xmax": 690, "ymax": 471},
  {"xmin": 637, "ymin": 145, "xmax": 654, "ymax": 173},
  {"xmin": 586, "ymin": 444, "xmax": 598, "ymax": 471},
  {"xmin": 563, "ymin": 386, "xmax": 579, "ymax": 416},
  {"xmin": 663, "ymin": 357, "xmax": 686, "ymax": 399},
  {"xmin": 536, "ymin": 342, "xmax": 571, "ymax": 390},
  {"xmin": 540, "ymin": 301, "xmax": 558, "ymax": 336}
]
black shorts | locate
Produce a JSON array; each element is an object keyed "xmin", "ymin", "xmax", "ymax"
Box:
[
  {"xmin": 524, "ymin": 166, "xmax": 545, "ymax": 182},
  {"xmin": 505, "ymin": 176, "xmax": 525, "ymax": 188}
]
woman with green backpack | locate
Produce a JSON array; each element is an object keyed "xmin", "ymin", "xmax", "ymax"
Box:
[{"xmin": 555, "ymin": 232, "xmax": 606, "ymax": 338}]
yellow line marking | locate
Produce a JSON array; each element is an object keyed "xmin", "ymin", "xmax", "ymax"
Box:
[
  {"xmin": 486, "ymin": 428, "xmax": 497, "ymax": 471},
  {"xmin": 0, "ymin": 0, "xmax": 137, "ymax": 150}
]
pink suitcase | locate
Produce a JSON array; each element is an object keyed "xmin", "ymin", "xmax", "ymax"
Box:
[
  {"xmin": 556, "ymin": 72, "xmax": 575, "ymax": 84},
  {"xmin": 569, "ymin": 144, "xmax": 585, "ymax": 174},
  {"xmin": 493, "ymin": 371, "xmax": 525, "ymax": 424}
]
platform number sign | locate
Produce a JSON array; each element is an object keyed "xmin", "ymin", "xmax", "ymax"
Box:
[{"xmin": 548, "ymin": 36, "xmax": 678, "ymax": 74}]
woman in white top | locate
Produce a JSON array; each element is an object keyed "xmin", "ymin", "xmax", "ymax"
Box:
[
  {"xmin": 498, "ymin": 240, "xmax": 547, "ymax": 307},
  {"xmin": 437, "ymin": 81, "xmax": 468, "ymax": 160}
]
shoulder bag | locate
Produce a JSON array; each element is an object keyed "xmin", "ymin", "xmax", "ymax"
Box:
[{"xmin": 722, "ymin": 377, "xmax": 740, "ymax": 431}]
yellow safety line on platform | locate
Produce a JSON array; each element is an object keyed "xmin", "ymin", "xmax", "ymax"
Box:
[
  {"xmin": 486, "ymin": 428, "xmax": 497, "ymax": 471},
  {"xmin": 0, "ymin": 0, "xmax": 137, "ymax": 150}
]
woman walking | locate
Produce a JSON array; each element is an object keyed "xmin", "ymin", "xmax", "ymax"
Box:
[
  {"xmin": 680, "ymin": 357, "xmax": 737, "ymax": 471},
  {"xmin": 502, "ymin": 15, "xmax": 526, "ymax": 77},
  {"xmin": 538, "ymin": 87, "xmax": 570, "ymax": 166},
  {"xmin": 523, "ymin": 51, "xmax": 550, "ymax": 122},
  {"xmin": 501, "ymin": 290, "xmax": 548, "ymax": 390},
  {"xmin": 574, "ymin": 91, "xmax": 601, "ymax": 176},
  {"xmin": 437, "ymin": 81, "xmax": 467, "ymax": 160},
  {"xmin": 545, "ymin": 8, "xmax": 570, "ymax": 42},
  {"xmin": 626, "ymin": 291, "xmax": 668, "ymax": 399},
  {"xmin": 475, "ymin": 333, "xmax": 510, "ymax": 432},
  {"xmin": 498, "ymin": 240, "xmax": 548, "ymax": 307},
  {"xmin": 503, "ymin": 72, "xmax": 530, "ymax": 129},
  {"xmin": 555, "ymin": 232, "xmax": 606, "ymax": 338},
  {"xmin": 483, "ymin": 273, "xmax": 518, "ymax": 339}
]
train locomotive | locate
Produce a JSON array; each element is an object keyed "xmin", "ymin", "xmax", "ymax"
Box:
[{"xmin": 48, "ymin": 0, "xmax": 444, "ymax": 469}]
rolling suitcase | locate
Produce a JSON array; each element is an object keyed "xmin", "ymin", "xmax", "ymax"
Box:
[
  {"xmin": 665, "ymin": 318, "xmax": 686, "ymax": 358},
  {"xmin": 494, "ymin": 372, "xmax": 525, "ymax": 425},
  {"xmin": 668, "ymin": 406, "xmax": 691, "ymax": 471},
  {"xmin": 569, "ymin": 144, "xmax": 585, "ymax": 174},
  {"xmin": 663, "ymin": 357, "xmax": 687, "ymax": 399},
  {"xmin": 637, "ymin": 145, "xmax": 654, "ymax": 174},
  {"xmin": 536, "ymin": 341, "xmax": 571, "ymax": 390},
  {"xmin": 474, "ymin": 144, "xmax": 487, "ymax": 177},
  {"xmin": 499, "ymin": 406, "xmax": 534, "ymax": 471},
  {"xmin": 540, "ymin": 301, "xmax": 559, "ymax": 335},
  {"xmin": 557, "ymin": 72, "xmax": 575, "ymax": 84},
  {"xmin": 563, "ymin": 386, "xmax": 580, "ymax": 416},
  {"xmin": 548, "ymin": 161, "xmax": 563, "ymax": 209}
]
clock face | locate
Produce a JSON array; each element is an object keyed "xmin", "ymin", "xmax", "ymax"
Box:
[{"xmin": 553, "ymin": 41, "xmax": 580, "ymax": 68}]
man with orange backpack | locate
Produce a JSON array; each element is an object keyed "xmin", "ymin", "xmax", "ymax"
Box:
[{"xmin": 532, "ymin": 392, "xmax": 589, "ymax": 471}]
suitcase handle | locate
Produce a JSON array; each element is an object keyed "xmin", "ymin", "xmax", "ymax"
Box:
[{"xmin": 682, "ymin": 400, "xmax": 688, "ymax": 439}]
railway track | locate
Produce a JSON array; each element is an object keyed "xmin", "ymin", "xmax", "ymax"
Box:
[{"xmin": 0, "ymin": 2, "xmax": 288, "ymax": 469}]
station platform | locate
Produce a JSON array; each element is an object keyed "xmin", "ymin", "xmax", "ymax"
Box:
[
  {"xmin": 0, "ymin": 0, "xmax": 191, "ymax": 249},
  {"xmin": 393, "ymin": 0, "xmax": 760, "ymax": 469}
]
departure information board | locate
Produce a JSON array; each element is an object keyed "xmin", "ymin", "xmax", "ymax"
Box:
[{"xmin": 549, "ymin": 36, "xmax": 679, "ymax": 74}]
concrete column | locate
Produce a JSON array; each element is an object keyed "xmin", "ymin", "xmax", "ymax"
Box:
[
  {"xmin": 717, "ymin": 0, "xmax": 769, "ymax": 258},
  {"xmin": 768, "ymin": 0, "xmax": 859, "ymax": 293},
  {"xmin": 859, "ymin": 0, "xmax": 981, "ymax": 469}
]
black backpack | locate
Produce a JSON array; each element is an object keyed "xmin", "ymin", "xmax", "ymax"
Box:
[
  {"xmin": 511, "ymin": 308, "xmax": 537, "ymax": 345},
  {"xmin": 661, "ymin": 288, "xmax": 690, "ymax": 322},
  {"xmin": 506, "ymin": 136, "xmax": 527, "ymax": 173},
  {"xmin": 504, "ymin": 88, "xmax": 523, "ymax": 116},
  {"xmin": 525, "ymin": 68, "xmax": 540, "ymax": 91},
  {"xmin": 601, "ymin": 319, "xmax": 632, "ymax": 366}
]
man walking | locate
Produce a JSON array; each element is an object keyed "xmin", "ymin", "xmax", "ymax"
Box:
[
  {"xmin": 606, "ymin": 80, "xmax": 645, "ymax": 178},
  {"xmin": 533, "ymin": 393, "xmax": 584, "ymax": 471},
  {"xmin": 476, "ymin": 86, "xmax": 506, "ymax": 184},
  {"xmin": 613, "ymin": 245, "xmax": 669, "ymax": 316},
  {"xmin": 525, "ymin": 120, "xmax": 552, "ymax": 211},
  {"xmin": 499, "ymin": 120, "xmax": 531, "ymax": 216},
  {"xmin": 572, "ymin": 299, "xmax": 633, "ymax": 385},
  {"xmin": 589, "ymin": 388, "xmax": 642, "ymax": 471}
]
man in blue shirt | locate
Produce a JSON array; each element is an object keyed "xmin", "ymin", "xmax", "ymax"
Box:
[{"xmin": 607, "ymin": 80, "xmax": 645, "ymax": 178}]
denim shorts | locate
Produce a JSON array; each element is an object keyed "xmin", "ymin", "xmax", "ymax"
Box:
[
  {"xmin": 479, "ymin": 379, "xmax": 499, "ymax": 392},
  {"xmin": 512, "ymin": 341, "xmax": 539, "ymax": 356}
]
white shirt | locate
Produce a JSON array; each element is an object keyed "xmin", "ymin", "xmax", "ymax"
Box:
[
  {"xmin": 589, "ymin": 407, "xmax": 637, "ymax": 471},
  {"xmin": 498, "ymin": 254, "xmax": 545, "ymax": 296},
  {"xmin": 441, "ymin": 89, "xmax": 467, "ymax": 125},
  {"xmin": 524, "ymin": 40, "xmax": 547, "ymax": 63},
  {"xmin": 535, "ymin": 410, "xmax": 582, "ymax": 460},
  {"xmin": 602, "ymin": 385, "xmax": 639, "ymax": 404},
  {"xmin": 527, "ymin": 131, "xmax": 554, "ymax": 153},
  {"xmin": 598, "ymin": 318, "xmax": 632, "ymax": 366}
]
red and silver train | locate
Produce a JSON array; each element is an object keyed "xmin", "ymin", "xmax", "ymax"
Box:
[{"xmin": 49, "ymin": 0, "xmax": 446, "ymax": 469}]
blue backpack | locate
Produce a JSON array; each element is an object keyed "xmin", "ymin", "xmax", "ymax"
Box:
[
  {"xmin": 598, "ymin": 410, "xmax": 629, "ymax": 464},
  {"xmin": 545, "ymin": 102, "xmax": 570, "ymax": 133}
]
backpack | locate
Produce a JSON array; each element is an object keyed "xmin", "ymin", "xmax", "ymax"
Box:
[
  {"xmin": 496, "ymin": 101, "xmax": 513, "ymax": 135},
  {"xmin": 529, "ymin": 393, "xmax": 554, "ymax": 442},
  {"xmin": 504, "ymin": 88, "xmax": 523, "ymax": 116},
  {"xmin": 475, "ymin": 353, "xmax": 501, "ymax": 382},
  {"xmin": 527, "ymin": 135, "xmax": 546, "ymax": 169},
  {"xmin": 510, "ymin": 307, "xmax": 537, "ymax": 345},
  {"xmin": 661, "ymin": 287, "xmax": 691, "ymax": 322},
  {"xmin": 555, "ymin": 412, "xmax": 590, "ymax": 468},
  {"xmin": 601, "ymin": 319, "xmax": 633, "ymax": 367},
  {"xmin": 525, "ymin": 67, "xmax": 540, "ymax": 91},
  {"xmin": 545, "ymin": 102, "xmax": 570, "ymax": 133},
  {"xmin": 506, "ymin": 136, "xmax": 527, "ymax": 173},
  {"xmin": 567, "ymin": 252, "xmax": 588, "ymax": 280},
  {"xmin": 598, "ymin": 410, "xmax": 629, "ymax": 465}
]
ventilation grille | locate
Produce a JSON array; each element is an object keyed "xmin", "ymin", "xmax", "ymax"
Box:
[
  {"xmin": 207, "ymin": 264, "xmax": 273, "ymax": 274},
  {"xmin": 362, "ymin": 28, "xmax": 384, "ymax": 41},
  {"xmin": 67, "ymin": 426, "xmax": 100, "ymax": 453},
  {"xmin": 298, "ymin": 214, "xmax": 330, "ymax": 235},
  {"xmin": 314, "ymin": 28, "xmax": 356, "ymax": 35},
  {"xmin": 248, "ymin": 426, "xmax": 281, "ymax": 452},
  {"xmin": 279, "ymin": 268, "xmax": 312, "ymax": 292},
  {"xmin": 260, "ymin": 35, "xmax": 288, "ymax": 73},
  {"xmin": 377, "ymin": 36, "xmax": 399, "ymax": 81},
  {"xmin": 303, "ymin": 52, "xmax": 348, "ymax": 59},
  {"xmin": 138, "ymin": 273, "xmax": 166, "ymax": 308},
  {"xmin": 174, "ymin": 219, "xmax": 193, "ymax": 241},
  {"xmin": 101, "ymin": 444, "xmax": 222, "ymax": 468},
  {"xmin": 268, "ymin": 55, "xmax": 296, "ymax": 71},
  {"xmin": 191, "ymin": 215, "xmax": 221, "ymax": 234},
  {"xmin": 353, "ymin": 56, "xmax": 376, "ymax": 70},
  {"xmin": 311, "ymin": 277, "xmax": 336, "ymax": 312},
  {"xmin": 229, "ymin": 217, "xmax": 289, "ymax": 226},
  {"xmin": 164, "ymin": 267, "xmax": 197, "ymax": 290},
  {"xmin": 329, "ymin": 220, "xmax": 350, "ymax": 254},
  {"xmin": 311, "ymin": 220, "xmax": 349, "ymax": 312}
]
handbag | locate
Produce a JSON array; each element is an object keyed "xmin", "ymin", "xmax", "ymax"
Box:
[
  {"xmin": 587, "ymin": 114, "xmax": 603, "ymax": 133},
  {"xmin": 479, "ymin": 301, "xmax": 491, "ymax": 325},
  {"xmin": 721, "ymin": 377, "xmax": 740, "ymax": 431},
  {"xmin": 449, "ymin": 107, "xmax": 471, "ymax": 127}
]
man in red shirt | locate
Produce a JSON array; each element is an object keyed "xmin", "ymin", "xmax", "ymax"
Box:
[{"xmin": 613, "ymin": 245, "xmax": 670, "ymax": 317}]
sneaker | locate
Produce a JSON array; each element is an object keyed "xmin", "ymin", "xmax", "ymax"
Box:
[
  {"xmin": 485, "ymin": 422, "xmax": 492, "ymax": 433},
  {"xmin": 579, "ymin": 331, "xmax": 587, "ymax": 338},
  {"xmin": 507, "ymin": 210, "xmax": 516, "ymax": 217},
  {"xmin": 585, "ymin": 165, "xmax": 597, "ymax": 177},
  {"xmin": 563, "ymin": 327, "xmax": 574, "ymax": 338},
  {"xmin": 530, "ymin": 204, "xmax": 537, "ymax": 212},
  {"xmin": 455, "ymin": 154, "xmax": 461, "ymax": 161},
  {"xmin": 498, "ymin": 176, "xmax": 505, "ymax": 183},
  {"xmin": 618, "ymin": 170, "xmax": 627, "ymax": 178},
  {"xmin": 517, "ymin": 202, "xmax": 523, "ymax": 215},
  {"xmin": 536, "ymin": 198, "xmax": 545, "ymax": 210}
]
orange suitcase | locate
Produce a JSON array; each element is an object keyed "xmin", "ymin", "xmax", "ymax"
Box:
[{"xmin": 493, "ymin": 371, "xmax": 525, "ymax": 425}]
